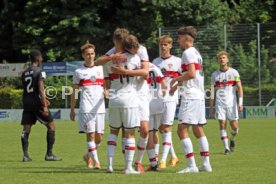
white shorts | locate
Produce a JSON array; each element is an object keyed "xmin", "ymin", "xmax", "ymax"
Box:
[
  {"xmin": 149, "ymin": 99, "xmax": 164, "ymax": 115},
  {"xmin": 78, "ymin": 113, "xmax": 105, "ymax": 134},
  {"xmin": 215, "ymin": 105, "xmax": 238, "ymax": 121},
  {"xmin": 178, "ymin": 99, "xmax": 206, "ymax": 125},
  {"xmin": 137, "ymin": 95, "xmax": 150, "ymax": 122},
  {"xmin": 149, "ymin": 114, "xmax": 162, "ymax": 131},
  {"xmin": 162, "ymin": 101, "xmax": 177, "ymax": 125},
  {"xmin": 109, "ymin": 107, "xmax": 139, "ymax": 130}
]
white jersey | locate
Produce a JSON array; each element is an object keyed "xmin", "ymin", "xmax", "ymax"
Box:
[
  {"xmin": 106, "ymin": 45, "xmax": 150, "ymax": 96},
  {"xmin": 211, "ymin": 67, "xmax": 240, "ymax": 108},
  {"xmin": 104, "ymin": 52, "xmax": 140, "ymax": 108},
  {"xmin": 73, "ymin": 65, "xmax": 105, "ymax": 113},
  {"xmin": 147, "ymin": 63, "xmax": 165, "ymax": 115},
  {"xmin": 152, "ymin": 55, "xmax": 181, "ymax": 102},
  {"xmin": 180, "ymin": 47, "xmax": 205, "ymax": 100}
]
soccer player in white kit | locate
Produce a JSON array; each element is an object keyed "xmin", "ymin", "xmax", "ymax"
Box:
[
  {"xmin": 210, "ymin": 51, "xmax": 243, "ymax": 154},
  {"xmin": 146, "ymin": 63, "xmax": 167, "ymax": 171},
  {"xmin": 104, "ymin": 36, "xmax": 141, "ymax": 174},
  {"xmin": 110, "ymin": 36, "xmax": 150, "ymax": 174},
  {"xmin": 70, "ymin": 41, "xmax": 105, "ymax": 169},
  {"xmin": 152, "ymin": 35, "xmax": 181, "ymax": 169},
  {"xmin": 170, "ymin": 26, "xmax": 212, "ymax": 173}
]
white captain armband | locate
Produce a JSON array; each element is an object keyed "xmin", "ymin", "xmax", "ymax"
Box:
[
  {"xmin": 41, "ymin": 71, "xmax": 47, "ymax": 79},
  {"xmin": 239, "ymin": 97, "xmax": 243, "ymax": 106}
]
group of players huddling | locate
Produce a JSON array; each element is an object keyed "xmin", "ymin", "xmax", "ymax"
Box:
[{"xmin": 21, "ymin": 25, "xmax": 243, "ymax": 174}]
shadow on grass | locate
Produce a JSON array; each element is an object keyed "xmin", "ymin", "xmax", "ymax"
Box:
[{"xmin": 4, "ymin": 164, "xmax": 179, "ymax": 174}]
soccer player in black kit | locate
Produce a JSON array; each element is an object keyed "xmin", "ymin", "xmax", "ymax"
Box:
[{"xmin": 21, "ymin": 49, "xmax": 61, "ymax": 162}]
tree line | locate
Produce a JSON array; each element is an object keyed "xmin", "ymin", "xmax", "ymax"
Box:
[
  {"xmin": 0, "ymin": 0, "xmax": 275, "ymax": 62},
  {"xmin": 0, "ymin": 0, "xmax": 275, "ymax": 106}
]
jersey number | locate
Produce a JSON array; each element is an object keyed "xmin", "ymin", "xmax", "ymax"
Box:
[
  {"xmin": 119, "ymin": 65, "xmax": 129, "ymax": 84},
  {"xmin": 197, "ymin": 58, "xmax": 204, "ymax": 76},
  {"xmin": 25, "ymin": 76, "xmax": 34, "ymax": 93},
  {"xmin": 149, "ymin": 71, "xmax": 157, "ymax": 89}
]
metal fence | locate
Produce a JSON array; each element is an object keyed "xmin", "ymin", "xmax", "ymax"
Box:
[{"xmin": 159, "ymin": 23, "xmax": 276, "ymax": 106}]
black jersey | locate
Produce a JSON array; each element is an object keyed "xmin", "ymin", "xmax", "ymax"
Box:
[{"xmin": 21, "ymin": 65, "xmax": 46, "ymax": 111}]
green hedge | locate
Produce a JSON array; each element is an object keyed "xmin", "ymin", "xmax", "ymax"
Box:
[
  {"xmin": 0, "ymin": 85, "xmax": 275, "ymax": 109},
  {"xmin": 0, "ymin": 87, "xmax": 23, "ymax": 109},
  {"xmin": 0, "ymin": 87, "xmax": 74, "ymax": 109}
]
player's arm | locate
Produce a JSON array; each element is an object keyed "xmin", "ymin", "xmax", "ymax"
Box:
[
  {"xmin": 170, "ymin": 64, "xmax": 196, "ymax": 88},
  {"xmin": 94, "ymin": 55, "xmax": 111, "ymax": 66},
  {"xmin": 95, "ymin": 53, "xmax": 126, "ymax": 66},
  {"xmin": 38, "ymin": 79, "xmax": 49, "ymax": 115},
  {"xmin": 103, "ymin": 79, "xmax": 111, "ymax": 99},
  {"xmin": 237, "ymin": 80, "xmax": 243, "ymax": 112},
  {"xmin": 70, "ymin": 84, "xmax": 79, "ymax": 121},
  {"xmin": 111, "ymin": 61, "xmax": 149, "ymax": 79},
  {"xmin": 169, "ymin": 81, "xmax": 183, "ymax": 96},
  {"xmin": 210, "ymin": 85, "xmax": 215, "ymax": 118},
  {"xmin": 160, "ymin": 79, "xmax": 167, "ymax": 97}
]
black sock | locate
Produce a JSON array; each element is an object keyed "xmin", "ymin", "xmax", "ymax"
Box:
[
  {"xmin": 47, "ymin": 130, "xmax": 55, "ymax": 156},
  {"xmin": 21, "ymin": 131, "xmax": 29, "ymax": 157}
]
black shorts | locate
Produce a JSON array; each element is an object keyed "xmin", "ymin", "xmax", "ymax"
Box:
[{"xmin": 21, "ymin": 108, "xmax": 53, "ymax": 125}]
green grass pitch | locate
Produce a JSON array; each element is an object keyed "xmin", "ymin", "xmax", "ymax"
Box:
[{"xmin": 0, "ymin": 118, "xmax": 275, "ymax": 184}]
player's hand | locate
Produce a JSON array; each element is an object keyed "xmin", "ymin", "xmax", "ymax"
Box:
[
  {"xmin": 169, "ymin": 85, "xmax": 177, "ymax": 96},
  {"xmin": 238, "ymin": 105, "xmax": 243, "ymax": 112},
  {"xmin": 162, "ymin": 89, "xmax": 166, "ymax": 97},
  {"xmin": 104, "ymin": 89, "xmax": 109, "ymax": 99},
  {"xmin": 46, "ymin": 99, "xmax": 50, "ymax": 106},
  {"xmin": 170, "ymin": 78, "xmax": 177, "ymax": 89},
  {"xmin": 209, "ymin": 107, "xmax": 215, "ymax": 118},
  {"xmin": 41, "ymin": 106, "xmax": 49, "ymax": 116},
  {"xmin": 70, "ymin": 110, "xmax": 75, "ymax": 121},
  {"xmin": 111, "ymin": 53, "xmax": 126, "ymax": 64},
  {"xmin": 111, "ymin": 65, "xmax": 126, "ymax": 74}
]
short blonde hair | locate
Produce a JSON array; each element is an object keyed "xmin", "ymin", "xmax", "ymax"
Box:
[
  {"xmin": 217, "ymin": 51, "xmax": 229, "ymax": 59},
  {"xmin": 158, "ymin": 35, "xmax": 173, "ymax": 44},
  {"xmin": 80, "ymin": 41, "xmax": 95, "ymax": 53}
]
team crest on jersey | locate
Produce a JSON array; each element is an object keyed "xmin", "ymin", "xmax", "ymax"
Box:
[
  {"xmin": 91, "ymin": 75, "xmax": 96, "ymax": 82},
  {"xmin": 228, "ymin": 75, "xmax": 232, "ymax": 80},
  {"xmin": 168, "ymin": 63, "xmax": 173, "ymax": 69},
  {"xmin": 96, "ymin": 71, "xmax": 101, "ymax": 77}
]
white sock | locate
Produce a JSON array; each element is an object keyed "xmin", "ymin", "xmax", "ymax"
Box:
[
  {"xmin": 107, "ymin": 134, "xmax": 117, "ymax": 168},
  {"xmin": 147, "ymin": 149, "xmax": 157, "ymax": 167},
  {"xmin": 125, "ymin": 138, "xmax": 136, "ymax": 170},
  {"xmin": 180, "ymin": 138, "xmax": 196, "ymax": 168},
  {"xmin": 198, "ymin": 136, "xmax": 210, "ymax": 166},
  {"xmin": 154, "ymin": 144, "xmax": 159, "ymax": 161},
  {"xmin": 220, "ymin": 129, "xmax": 229, "ymax": 150},
  {"xmin": 161, "ymin": 132, "xmax": 172, "ymax": 162},
  {"xmin": 87, "ymin": 141, "xmax": 99, "ymax": 163},
  {"xmin": 170, "ymin": 142, "xmax": 177, "ymax": 158},
  {"xmin": 135, "ymin": 136, "xmax": 148, "ymax": 163}
]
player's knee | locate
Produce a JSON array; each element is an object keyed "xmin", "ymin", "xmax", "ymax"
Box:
[
  {"xmin": 47, "ymin": 122, "xmax": 55, "ymax": 131},
  {"xmin": 95, "ymin": 133, "xmax": 103, "ymax": 144},
  {"xmin": 231, "ymin": 128, "xmax": 239, "ymax": 136},
  {"xmin": 158, "ymin": 126, "xmax": 164, "ymax": 133}
]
